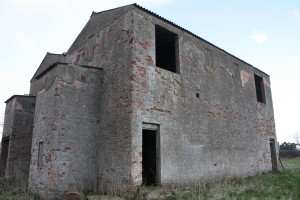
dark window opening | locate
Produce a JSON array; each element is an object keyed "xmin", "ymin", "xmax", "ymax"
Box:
[
  {"xmin": 142, "ymin": 129, "xmax": 157, "ymax": 186},
  {"xmin": 37, "ymin": 142, "xmax": 43, "ymax": 168},
  {"xmin": 269, "ymin": 139, "xmax": 278, "ymax": 171},
  {"xmin": 196, "ymin": 93, "xmax": 200, "ymax": 98},
  {"xmin": 0, "ymin": 138, "xmax": 10, "ymax": 176},
  {"xmin": 254, "ymin": 74, "xmax": 266, "ymax": 103},
  {"xmin": 155, "ymin": 25, "xmax": 178, "ymax": 73}
]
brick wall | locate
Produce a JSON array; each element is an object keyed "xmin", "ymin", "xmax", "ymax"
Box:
[
  {"xmin": 29, "ymin": 64, "xmax": 102, "ymax": 198},
  {"xmin": 129, "ymin": 7, "xmax": 277, "ymax": 187},
  {"xmin": 63, "ymin": 7, "xmax": 135, "ymax": 193},
  {"xmin": 0, "ymin": 96, "xmax": 35, "ymax": 180},
  {"xmin": 25, "ymin": 4, "xmax": 278, "ymax": 198},
  {"xmin": 29, "ymin": 6, "xmax": 136, "ymax": 197}
]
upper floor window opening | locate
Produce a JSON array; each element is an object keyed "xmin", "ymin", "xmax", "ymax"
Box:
[
  {"xmin": 254, "ymin": 74, "xmax": 266, "ymax": 103},
  {"xmin": 155, "ymin": 25, "xmax": 178, "ymax": 73}
]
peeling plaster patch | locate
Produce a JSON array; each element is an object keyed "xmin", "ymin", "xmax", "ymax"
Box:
[
  {"xmin": 15, "ymin": 102, "xmax": 25, "ymax": 111},
  {"xmin": 150, "ymin": 106, "xmax": 172, "ymax": 115},
  {"xmin": 263, "ymin": 78, "xmax": 270, "ymax": 87},
  {"xmin": 213, "ymin": 66, "xmax": 240, "ymax": 86},
  {"xmin": 182, "ymin": 41, "xmax": 205, "ymax": 67},
  {"xmin": 57, "ymin": 76, "xmax": 83, "ymax": 86},
  {"xmin": 37, "ymin": 88, "xmax": 46, "ymax": 95},
  {"xmin": 155, "ymin": 67, "xmax": 173, "ymax": 82},
  {"xmin": 240, "ymin": 70, "xmax": 251, "ymax": 87},
  {"xmin": 226, "ymin": 68, "xmax": 233, "ymax": 76}
]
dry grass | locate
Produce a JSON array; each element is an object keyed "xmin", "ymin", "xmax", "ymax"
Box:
[
  {"xmin": 0, "ymin": 178, "xmax": 41, "ymax": 200},
  {"xmin": 0, "ymin": 158, "xmax": 299, "ymax": 200},
  {"xmin": 129, "ymin": 158, "xmax": 300, "ymax": 200}
]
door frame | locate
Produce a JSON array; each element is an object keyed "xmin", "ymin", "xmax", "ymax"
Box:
[
  {"xmin": 269, "ymin": 138, "xmax": 278, "ymax": 171},
  {"xmin": 142, "ymin": 123, "xmax": 160, "ymax": 185}
]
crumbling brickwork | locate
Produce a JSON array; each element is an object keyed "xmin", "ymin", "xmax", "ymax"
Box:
[
  {"xmin": 129, "ymin": 8, "xmax": 277, "ymax": 187},
  {"xmin": 0, "ymin": 96, "xmax": 35, "ymax": 180},
  {"xmin": 62, "ymin": 6, "xmax": 135, "ymax": 194},
  {"xmin": 29, "ymin": 64, "xmax": 102, "ymax": 198},
  {"xmin": 0, "ymin": 4, "xmax": 278, "ymax": 199}
]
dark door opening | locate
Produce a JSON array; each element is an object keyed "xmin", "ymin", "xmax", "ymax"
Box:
[
  {"xmin": 142, "ymin": 129, "xmax": 157, "ymax": 186},
  {"xmin": 269, "ymin": 139, "xmax": 278, "ymax": 171},
  {"xmin": 0, "ymin": 138, "xmax": 10, "ymax": 176}
]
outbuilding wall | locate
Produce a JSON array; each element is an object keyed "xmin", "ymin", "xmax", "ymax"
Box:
[
  {"xmin": 0, "ymin": 96, "xmax": 35, "ymax": 180},
  {"xmin": 62, "ymin": 6, "xmax": 136, "ymax": 193},
  {"xmin": 129, "ymin": 7, "xmax": 277, "ymax": 187},
  {"xmin": 2, "ymin": 4, "xmax": 278, "ymax": 198},
  {"xmin": 29, "ymin": 64, "xmax": 102, "ymax": 198}
]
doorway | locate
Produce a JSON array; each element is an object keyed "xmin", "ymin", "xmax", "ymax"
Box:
[
  {"xmin": 142, "ymin": 123, "xmax": 159, "ymax": 186},
  {"xmin": 269, "ymin": 139, "xmax": 278, "ymax": 171}
]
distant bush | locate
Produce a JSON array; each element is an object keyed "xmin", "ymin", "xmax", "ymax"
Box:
[
  {"xmin": 280, "ymin": 142, "xmax": 298, "ymax": 150},
  {"xmin": 280, "ymin": 150, "xmax": 300, "ymax": 158}
]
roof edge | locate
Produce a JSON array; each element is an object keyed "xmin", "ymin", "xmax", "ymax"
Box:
[
  {"xmin": 34, "ymin": 62, "xmax": 68, "ymax": 80},
  {"xmin": 91, "ymin": 3, "xmax": 135, "ymax": 16},
  {"xmin": 5, "ymin": 95, "xmax": 36, "ymax": 103},
  {"xmin": 34, "ymin": 62, "xmax": 104, "ymax": 80},
  {"xmin": 131, "ymin": 4, "xmax": 269, "ymax": 76},
  {"xmin": 30, "ymin": 53, "xmax": 65, "ymax": 81}
]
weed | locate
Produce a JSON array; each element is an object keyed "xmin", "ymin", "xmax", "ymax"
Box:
[
  {"xmin": 126, "ymin": 158, "xmax": 300, "ymax": 200},
  {"xmin": 0, "ymin": 178, "xmax": 42, "ymax": 200},
  {"xmin": 0, "ymin": 159, "xmax": 299, "ymax": 200}
]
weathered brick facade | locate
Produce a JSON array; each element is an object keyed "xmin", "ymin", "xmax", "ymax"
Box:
[
  {"xmin": 0, "ymin": 96, "xmax": 35, "ymax": 180},
  {"xmin": 0, "ymin": 4, "xmax": 278, "ymax": 199}
]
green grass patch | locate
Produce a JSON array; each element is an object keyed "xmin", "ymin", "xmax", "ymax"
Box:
[{"xmin": 133, "ymin": 158, "xmax": 300, "ymax": 200}]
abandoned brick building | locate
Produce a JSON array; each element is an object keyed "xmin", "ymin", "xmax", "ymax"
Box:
[{"xmin": 0, "ymin": 4, "xmax": 278, "ymax": 199}]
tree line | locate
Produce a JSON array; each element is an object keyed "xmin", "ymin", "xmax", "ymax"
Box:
[{"xmin": 280, "ymin": 133, "xmax": 300, "ymax": 150}]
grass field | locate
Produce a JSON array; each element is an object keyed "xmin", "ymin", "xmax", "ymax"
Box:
[
  {"xmin": 138, "ymin": 158, "xmax": 300, "ymax": 200},
  {"xmin": 0, "ymin": 158, "xmax": 299, "ymax": 200}
]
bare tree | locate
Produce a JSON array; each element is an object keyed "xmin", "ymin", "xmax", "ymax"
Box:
[{"xmin": 293, "ymin": 132, "xmax": 300, "ymax": 147}]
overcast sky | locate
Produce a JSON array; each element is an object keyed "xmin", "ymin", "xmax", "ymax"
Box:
[{"xmin": 0, "ymin": 0, "xmax": 299, "ymax": 143}]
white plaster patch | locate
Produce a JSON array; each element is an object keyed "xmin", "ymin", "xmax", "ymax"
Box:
[
  {"xmin": 37, "ymin": 88, "xmax": 45, "ymax": 95},
  {"xmin": 240, "ymin": 70, "xmax": 251, "ymax": 87},
  {"xmin": 15, "ymin": 101, "xmax": 24, "ymax": 111}
]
